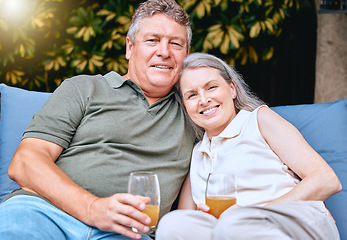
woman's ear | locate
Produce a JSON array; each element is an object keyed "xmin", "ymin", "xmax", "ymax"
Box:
[{"xmin": 230, "ymin": 82, "xmax": 237, "ymax": 99}]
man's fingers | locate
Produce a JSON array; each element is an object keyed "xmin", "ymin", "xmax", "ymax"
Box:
[
  {"xmin": 112, "ymin": 214, "xmax": 150, "ymax": 234},
  {"xmin": 111, "ymin": 194, "xmax": 151, "ymax": 227},
  {"xmin": 115, "ymin": 193, "xmax": 146, "ymax": 211},
  {"xmin": 110, "ymin": 223, "xmax": 143, "ymax": 239}
]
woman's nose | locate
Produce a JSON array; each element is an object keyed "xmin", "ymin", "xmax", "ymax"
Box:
[{"xmin": 199, "ymin": 92, "xmax": 210, "ymax": 105}]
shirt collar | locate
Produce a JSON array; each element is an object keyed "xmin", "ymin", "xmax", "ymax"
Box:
[
  {"xmin": 103, "ymin": 71, "xmax": 175, "ymax": 98},
  {"xmin": 103, "ymin": 71, "xmax": 127, "ymax": 88},
  {"xmin": 103, "ymin": 71, "xmax": 175, "ymax": 113},
  {"xmin": 197, "ymin": 109, "xmax": 251, "ymax": 153},
  {"xmin": 218, "ymin": 109, "xmax": 250, "ymax": 139}
]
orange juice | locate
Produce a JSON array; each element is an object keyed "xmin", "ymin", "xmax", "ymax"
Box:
[
  {"xmin": 205, "ymin": 196, "xmax": 236, "ymax": 218},
  {"xmin": 142, "ymin": 205, "xmax": 160, "ymax": 228}
]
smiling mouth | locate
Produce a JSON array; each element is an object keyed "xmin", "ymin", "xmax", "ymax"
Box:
[
  {"xmin": 152, "ymin": 65, "xmax": 173, "ymax": 69},
  {"xmin": 200, "ymin": 106, "xmax": 219, "ymax": 114}
]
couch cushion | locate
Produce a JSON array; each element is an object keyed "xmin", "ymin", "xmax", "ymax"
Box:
[
  {"xmin": 272, "ymin": 98, "xmax": 347, "ymax": 240},
  {"xmin": 0, "ymin": 83, "xmax": 346, "ymax": 238},
  {"xmin": 0, "ymin": 84, "xmax": 51, "ymax": 202}
]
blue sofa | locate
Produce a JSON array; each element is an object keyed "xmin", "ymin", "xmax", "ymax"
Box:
[{"xmin": 1, "ymin": 83, "xmax": 346, "ymax": 239}]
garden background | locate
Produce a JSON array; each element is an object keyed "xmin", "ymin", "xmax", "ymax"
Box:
[{"xmin": 0, "ymin": 0, "xmax": 333, "ymax": 106}]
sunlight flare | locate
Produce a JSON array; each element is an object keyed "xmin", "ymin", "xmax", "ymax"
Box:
[{"xmin": 1, "ymin": 0, "xmax": 29, "ymax": 22}]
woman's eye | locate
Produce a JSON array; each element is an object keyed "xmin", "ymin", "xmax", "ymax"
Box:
[
  {"xmin": 208, "ymin": 85, "xmax": 217, "ymax": 90},
  {"xmin": 188, "ymin": 93, "xmax": 196, "ymax": 99}
]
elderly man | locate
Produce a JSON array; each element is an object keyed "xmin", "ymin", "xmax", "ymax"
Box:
[{"xmin": 0, "ymin": 0, "xmax": 194, "ymax": 239}]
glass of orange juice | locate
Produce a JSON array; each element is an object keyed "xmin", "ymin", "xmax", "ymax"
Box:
[
  {"xmin": 205, "ymin": 172, "xmax": 237, "ymax": 218},
  {"xmin": 128, "ymin": 171, "xmax": 160, "ymax": 234}
]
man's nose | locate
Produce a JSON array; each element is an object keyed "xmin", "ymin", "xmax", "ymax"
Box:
[{"xmin": 156, "ymin": 41, "xmax": 170, "ymax": 58}]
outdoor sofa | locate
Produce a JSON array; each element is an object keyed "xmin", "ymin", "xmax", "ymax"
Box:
[{"xmin": 0, "ymin": 83, "xmax": 346, "ymax": 239}]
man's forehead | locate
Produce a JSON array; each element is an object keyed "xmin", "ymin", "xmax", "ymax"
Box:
[{"xmin": 137, "ymin": 17, "xmax": 187, "ymax": 37}]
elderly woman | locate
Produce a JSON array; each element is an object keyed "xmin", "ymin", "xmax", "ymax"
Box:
[{"xmin": 156, "ymin": 52, "xmax": 341, "ymax": 240}]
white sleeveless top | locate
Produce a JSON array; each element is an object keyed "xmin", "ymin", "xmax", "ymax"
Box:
[{"xmin": 190, "ymin": 106, "xmax": 300, "ymax": 206}]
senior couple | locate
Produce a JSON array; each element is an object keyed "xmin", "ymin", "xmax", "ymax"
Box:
[{"xmin": 0, "ymin": 0, "xmax": 341, "ymax": 239}]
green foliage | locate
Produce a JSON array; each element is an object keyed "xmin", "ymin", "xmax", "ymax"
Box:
[{"xmin": 0, "ymin": 0, "xmax": 302, "ymax": 91}]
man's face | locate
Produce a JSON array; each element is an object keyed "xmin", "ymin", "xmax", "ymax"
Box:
[{"xmin": 126, "ymin": 14, "xmax": 189, "ymax": 102}]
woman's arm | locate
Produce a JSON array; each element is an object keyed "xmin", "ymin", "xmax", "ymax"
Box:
[
  {"xmin": 177, "ymin": 171, "xmax": 197, "ymax": 210},
  {"xmin": 257, "ymin": 106, "xmax": 342, "ymax": 205}
]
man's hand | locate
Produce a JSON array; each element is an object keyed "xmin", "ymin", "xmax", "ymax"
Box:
[{"xmin": 88, "ymin": 193, "xmax": 152, "ymax": 239}]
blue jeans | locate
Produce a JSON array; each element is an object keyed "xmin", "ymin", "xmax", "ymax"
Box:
[{"xmin": 0, "ymin": 195, "xmax": 152, "ymax": 240}]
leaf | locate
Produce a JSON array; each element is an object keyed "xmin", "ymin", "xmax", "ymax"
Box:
[
  {"xmin": 14, "ymin": 38, "xmax": 36, "ymax": 58},
  {"xmin": 262, "ymin": 46, "xmax": 274, "ymax": 61},
  {"xmin": 105, "ymin": 56, "xmax": 128, "ymax": 74},
  {"xmin": 248, "ymin": 45, "xmax": 258, "ymax": 63},
  {"xmin": 30, "ymin": 9, "xmax": 54, "ymax": 29},
  {"xmin": 5, "ymin": 69, "xmax": 25, "ymax": 85},
  {"xmin": 182, "ymin": 0, "xmax": 197, "ymax": 10},
  {"xmin": 220, "ymin": 35, "xmax": 230, "ymax": 54},
  {"xmin": 97, "ymin": 9, "xmax": 116, "ymax": 22},
  {"xmin": 62, "ymin": 40, "xmax": 75, "ymax": 55},
  {"xmin": 44, "ymin": 60, "xmax": 55, "ymax": 71},
  {"xmin": 195, "ymin": 0, "xmax": 212, "ymax": 18},
  {"xmin": 227, "ymin": 26, "xmax": 243, "ymax": 48},
  {"xmin": 44, "ymin": 55, "xmax": 66, "ymax": 71},
  {"xmin": 117, "ymin": 16, "xmax": 131, "ymax": 33},
  {"xmin": 249, "ymin": 22, "xmax": 261, "ymax": 38},
  {"xmin": 264, "ymin": 19, "xmax": 274, "ymax": 33}
]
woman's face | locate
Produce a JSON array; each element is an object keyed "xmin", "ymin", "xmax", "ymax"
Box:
[{"xmin": 180, "ymin": 67, "xmax": 237, "ymax": 139}]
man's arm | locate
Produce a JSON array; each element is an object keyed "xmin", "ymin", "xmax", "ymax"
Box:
[{"xmin": 9, "ymin": 137, "xmax": 151, "ymax": 239}]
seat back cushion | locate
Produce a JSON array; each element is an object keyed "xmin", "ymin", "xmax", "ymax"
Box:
[
  {"xmin": 0, "ymin": 83, "xmax": 346, "ymax": 239},
  {"xmin": 0, "ymin": 84, "xmax": 51, "ymax": 202},
  {"xmin": 272, "ymin": 98, "xmax": 347, "ymax": 240}
]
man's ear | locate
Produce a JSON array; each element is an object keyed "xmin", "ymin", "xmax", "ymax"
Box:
[{"xmin": 125, "ymin": 36, "xmax": 133, "ymax": 60}]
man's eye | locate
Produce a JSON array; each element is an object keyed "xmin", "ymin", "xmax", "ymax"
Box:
[
  {"xmin": 208, "ymin": 85, "xmax": 217, "ymax": 90},
  {"xmin": 171, "ymin": 42, "xmax": 184, "ymax": 49},
  {"xmin": 146, "ymin": 39, "xmax": 158, "ymax": 43}
]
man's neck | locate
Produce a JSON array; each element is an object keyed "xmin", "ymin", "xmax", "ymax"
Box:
[{"xmin": 122, "ymin": 74, "xmax": 170, "ymax": 105}]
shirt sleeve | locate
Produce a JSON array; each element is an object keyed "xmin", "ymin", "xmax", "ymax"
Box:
[{"xmin": 23, "ymin": 79, "xmax": 86, "ymax": 149}]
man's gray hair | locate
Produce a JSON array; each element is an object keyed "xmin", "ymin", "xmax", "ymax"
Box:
[{"xmin": 127, "ymin": 0, "xmax": 192, "ymax": 50}]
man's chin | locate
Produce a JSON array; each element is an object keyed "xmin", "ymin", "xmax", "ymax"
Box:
[{"xmin": 150, "ymin": 76, "xmax": 178, "ymax": 87}]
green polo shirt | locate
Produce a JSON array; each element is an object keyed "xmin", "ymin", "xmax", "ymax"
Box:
[{"xmin": 14, "ymin": 71, "xmax": 195, "ymax": 219}]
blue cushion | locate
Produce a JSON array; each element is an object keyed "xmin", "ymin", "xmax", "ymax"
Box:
[
  {"xmin": 272, "ymin": 98, "xmax": 347, "ymax": 240},
  {"xmin": 0, "ymin": 84, "xmax": 51, "ymax": 202},
  {"xmin": 0, "ymin": 83, "xmax": 346, "ymax": 238}
]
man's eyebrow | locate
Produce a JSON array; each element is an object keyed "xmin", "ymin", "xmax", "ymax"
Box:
[{"xmin": 144, "ymin": 33, "xmax": 186, "ymax": 41}]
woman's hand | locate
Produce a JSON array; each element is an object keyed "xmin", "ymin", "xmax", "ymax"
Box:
[{"xmin": 197, "ymin": 203, "xmax": 210, "ymax": 213}]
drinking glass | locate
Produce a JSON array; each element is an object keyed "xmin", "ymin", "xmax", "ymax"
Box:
[
  {"xmin": 205, "ymin": 172, "xmax": 237, "ymax": 218},
  {"xmin": 128, "ymin": 171, "xmax": 160, "ymax": 234}
]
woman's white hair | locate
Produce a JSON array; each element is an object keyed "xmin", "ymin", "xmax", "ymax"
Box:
[{"xmin": 176, "ymin": 52, "xmax": 265, "ymax": 140}]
